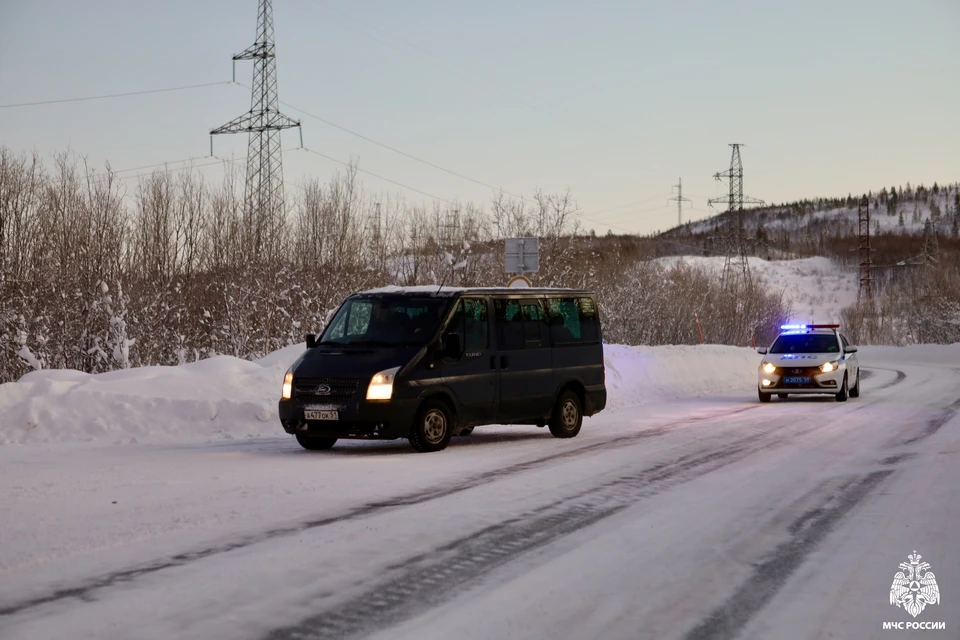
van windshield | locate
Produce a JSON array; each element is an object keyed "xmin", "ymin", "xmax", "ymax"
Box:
[
  {"xmin": 769, "ymin": 333, "xmax": 841, "ymax": 354},
  {"xmin": 320, "ymin": 296, "xmax": 453, "ymax": 347}
]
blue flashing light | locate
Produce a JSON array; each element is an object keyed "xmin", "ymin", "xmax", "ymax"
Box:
[{"xmin": 780, "ymin": 324, "xmax": 808, "ymax": 330}]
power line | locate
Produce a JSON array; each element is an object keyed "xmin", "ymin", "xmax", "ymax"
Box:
[
  {"xmin": 300, "ymin": 148, "xmax": 458, "ymax": 206},
  {"xmin": 0, "ymin": 81, "xmax": 232, "ymax": 109},
  {"xmin": 276, "ymin": 96, "xmax": 525, "ymax": 200}
]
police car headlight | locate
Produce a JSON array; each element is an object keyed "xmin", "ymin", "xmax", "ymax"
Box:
[
  {"xmin": 819, "ymin": 360, "xmax": 840, "ymax": 373},
  {"xmin": 367, "ymin": 366, "xmax": 400, "ymax": 401},
  {"xmin": 762, "ymin": 362, "xmax": 776, "ymax": 374}
]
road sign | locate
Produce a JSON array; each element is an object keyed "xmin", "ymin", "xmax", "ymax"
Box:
[
  {"xmin": 507, "ymin": 275, "xmax": 532, "ymax": 288},
  {"xmin": 504, "ymin": 237, "xmax": 539, "ymax": 274}
]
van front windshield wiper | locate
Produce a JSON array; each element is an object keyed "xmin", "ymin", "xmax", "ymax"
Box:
[{"xmin": 320, "ymin": 339, "xmax": 415, "ymax": 347}]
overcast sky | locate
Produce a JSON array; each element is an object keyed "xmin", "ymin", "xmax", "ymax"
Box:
[{"xmin": 1, "ymin": 0, "xmax": 958, "ymax": 235}]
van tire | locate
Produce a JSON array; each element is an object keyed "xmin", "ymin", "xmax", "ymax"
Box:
[
  {"xmin": 295, "ymin": 434, "xmax": 337, "ymax": 450},
  {"xmin": 778, "ymin": 393, "xmax": 789, "ymax": 399},
  {"xmin": 409, "ymin": 399, "xmax": 454, "ymax": 452},
  {"xmin": 758, "ymin": 389, "xmax": 771, "ymax": 403},
  {"xmin": 549, "ymin": 390, "xmax": 582, "ymax": 439}
]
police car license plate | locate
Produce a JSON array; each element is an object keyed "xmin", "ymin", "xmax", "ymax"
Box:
[
  {"xmin": 784, "ymin": 376, "xmax": 810, "ymax": 384},
  {"xmin": 304, "ymin": 410, "xmax": 338, "ymax": 421}
]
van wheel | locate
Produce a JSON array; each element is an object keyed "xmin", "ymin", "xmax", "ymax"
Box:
[
  {"xmin": 455, "ymin": 426, "xmax": 474, "ymax": 437},
  {"xmin": 849, "ymin": 371, "xmax": 861, "ymax": 398},
  {"xmin": 549, "ymin": 390, "xmax": 582, "ymax": 439},
  {"xmin": 835, "ymin": 374, "xmax": 849, "ymax": 402},
  {"xmin": 778, "ymin": 393, "xmax": 789, "ymax": 399},
  {"xmin": 295, "ymin": 434, "xmax": 337, "ymax": 450},
  {"xmin": 409, "ymin": 399, "xmax": 454, "ymax": 452}
]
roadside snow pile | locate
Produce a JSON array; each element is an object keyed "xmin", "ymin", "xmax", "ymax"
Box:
[
  {"xmin": 602, "ymin": 344, "xmax": 757, "ymax": 410},
  {"xmin": 0, "ymin": 343, "xmax": 758, "ymax": 445}
]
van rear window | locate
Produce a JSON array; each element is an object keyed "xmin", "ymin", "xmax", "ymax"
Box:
[{"xmin": 546, "ymin": 297, "xmax": 600, "ymax": 344}]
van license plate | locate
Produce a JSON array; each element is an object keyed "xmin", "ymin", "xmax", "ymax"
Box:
[
  {"xmin": 305, "ymin": 410, "xmax": 338, "ymax": 421},
  {"xmin": 784, "ymin": 376, "xmax": 810, "ymax": 384}
]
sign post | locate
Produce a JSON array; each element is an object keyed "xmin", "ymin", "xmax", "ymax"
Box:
[{"xmin": 504, "ymin": 237, "xmax": 539, "ymax": 286}]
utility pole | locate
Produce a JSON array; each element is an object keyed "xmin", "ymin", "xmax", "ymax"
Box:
[
  {"xmin": 668, "ymin": 177, "xmax": 692, "ymax": 227},
  {"xmin": 857, "ymin": 195, "xmax": 873, "ymax": 300},
  {"xmin": 211, "ymin": 0, "xmax": 301, "ymax": 263},
  {"xmin": 708, "ymin": 144, "xmax": 764, "ymax": 286}
]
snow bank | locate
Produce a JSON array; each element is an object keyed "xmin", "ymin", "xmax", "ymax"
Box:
[{"xmin": 0, "ymin": 343, "xmax": 759, "ymax": 445}]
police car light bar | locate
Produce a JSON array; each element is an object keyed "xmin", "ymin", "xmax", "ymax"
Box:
[{"xmin": 780, "ymin": 324, "xmax": 840, "ymax": 330}]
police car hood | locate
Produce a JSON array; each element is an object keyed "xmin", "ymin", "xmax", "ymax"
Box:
[{"xmin": 764, "ymin": 352, "xmax": 844, "ymax": 367}]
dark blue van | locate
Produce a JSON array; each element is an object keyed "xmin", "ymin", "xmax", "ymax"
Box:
[{"xmin": 279, "ymin": 287, "xmax": 606, "ymax": 452}]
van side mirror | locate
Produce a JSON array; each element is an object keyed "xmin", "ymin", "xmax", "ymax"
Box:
[
  {"xmin": 305, "ymin": 333, "xmax": 317, "ymax": 348},
  {"xmin": 442, "ymin": 333, "xmax": 462, "ymax": 360},
  {"xmin": 757, "ymin": 347, "xmax": 768, "ymax": 355}
]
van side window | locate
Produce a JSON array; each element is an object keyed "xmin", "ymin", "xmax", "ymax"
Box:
[
  {"xmin": 546, "ymin": 298, "xmax": 582, "ymax": 343},
  {"xmin": 577, "ymin": 297, "xmax": 600, "ymax": 343},
  {"xmin": 464, "ymin": 299, "xmax": 488, "ymax": 351},
  {"xmin": 496, "ymin": 300, "xmax": 525, "ymax": 350},
  {"xmin": 520, "ymin": 300, "xmax": 546, "ymax": 346}
]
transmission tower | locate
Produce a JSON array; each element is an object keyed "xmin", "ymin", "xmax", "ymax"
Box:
[
  {"xmin": 211, "ymin": 0, "xmax": 301, "ymax": 261},
  {"xmin": 857, "ymin": 195, "xmax": 873, "ymax": 300},
  {"xmin": 668, "ymin": 177, "xmax": 692, "ymax": 227},
  {"xmin": 708, "ymin": 144, "xmax": 764, "ymax": 286},
  {"xmin": 441, "ymin": 209, "xmax": 461, "ymax": 248}
]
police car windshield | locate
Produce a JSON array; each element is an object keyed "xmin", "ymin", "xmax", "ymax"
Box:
[
  {"xmin": 769, "ymin": 334, "xmax": 841, "ymax": 354},
  {"xmin": 320, "ymin": 296, "xmax": 452, "ymax": 347}
]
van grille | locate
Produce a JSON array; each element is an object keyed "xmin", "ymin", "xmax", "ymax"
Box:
[{"xmin": 294, "ymin": 377, "xmax": 360, "ymax": 402}]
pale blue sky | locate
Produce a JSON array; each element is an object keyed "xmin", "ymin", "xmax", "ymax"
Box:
[{"xmin": 1, "ymin": 0, "xmax": 958, "ymax": 235}]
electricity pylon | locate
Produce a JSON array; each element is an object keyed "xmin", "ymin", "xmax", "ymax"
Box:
[
  {"xmin": 668, "ymin": 177, "xmax": 692, "ymax": 227},
  {"xmin": 709, "ymin": 144, "xmax": 764, "ymax": 286},
  {"xmin": 211, "ymin": 0, "xmax": 301, "ymax": 262}
]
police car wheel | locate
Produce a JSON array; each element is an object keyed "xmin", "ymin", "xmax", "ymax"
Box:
[
  {"xmin": 849, "ymin": 371, "xmax": 861, "ymax": 398},
  {"xmin": 758, "ymin": 389, "xmax": 772, "ymax": 403},
  {"xmin": 777, "ymin": 393, "xmax": 789, "ymax": 399},
  {"xmin": 835, "ymin": 374, "xmax": 849, "ymax": 402},
  {"xmin": 295, "ymin": 434, "xmax": 337, "ymax": 450}
]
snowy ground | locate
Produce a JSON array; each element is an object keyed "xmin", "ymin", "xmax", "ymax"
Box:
[
  {"xmin": 2, "ymin": 343, "xmax": 959, "ymax": 639},
  {"xmin": 661, "ymin": 256, "xmax": 858, "ymax": 324}
]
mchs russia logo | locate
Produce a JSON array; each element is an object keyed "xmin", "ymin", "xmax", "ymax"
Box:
[
  {"xmin": 890, "ymin": 551, "xmax": 940, "ymax": 617},
  {"xmin": 883, "ymin": 551, "xmax": 944, "ymax": 632}
]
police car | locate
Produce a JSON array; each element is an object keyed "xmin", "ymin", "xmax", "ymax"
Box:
[{"xmin": 756, "ymin": 324, "xmax": 861, "ymax": 402}]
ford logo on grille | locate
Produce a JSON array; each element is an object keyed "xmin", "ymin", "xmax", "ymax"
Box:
[
  {"xmin": 792, "ymin": 369, "xmax": 802, "ymax": 374},
  {"xmin": 315, "ymin": 384, "xmax": 332, "ymax": 395}
]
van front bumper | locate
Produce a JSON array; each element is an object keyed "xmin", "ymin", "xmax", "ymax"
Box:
[{"xmin": 278, "ymin": 398, "xmax": 420, "ymax": 439}]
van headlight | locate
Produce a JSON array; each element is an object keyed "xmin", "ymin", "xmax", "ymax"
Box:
[
  {"xmin": 762, "ymin": 362, "xmax": 776, "ymax": 374},
  {"xmin": 820, "ymin": 360, "xmax": 840, "ymax": 373},
  {"xmin": 367, "ymin": 366, "xmax": 400, "ymax": 401},
  {"xmin": 281, "ymin": 369, "xmax": 294, "ymax": 400}
]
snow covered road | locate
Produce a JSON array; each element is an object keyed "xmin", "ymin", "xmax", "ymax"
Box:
[{"xmin": 2, "ymin": 348, "xmax": 958, "ymax": 639}]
